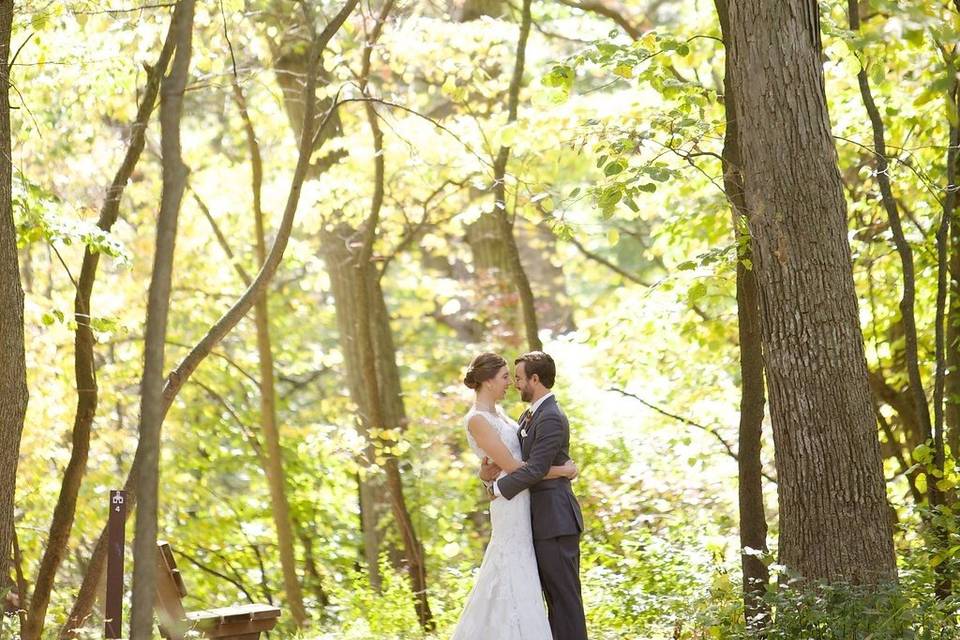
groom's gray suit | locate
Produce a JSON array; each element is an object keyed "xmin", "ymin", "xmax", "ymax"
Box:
[{"xmin": 497, "ymin": 395, "xmax": 587, "ymax": 640}]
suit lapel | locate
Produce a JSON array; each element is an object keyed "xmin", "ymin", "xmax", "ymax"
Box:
[
  {"xmin": 516, "ymin": 409, "xmax": 528, "ymax": 446},
  {"xmin": 523, "ymin": 396, "xmax": 556, "ymax": 457},
  {"xmin": 518, "ymin": 396, "xmax": 558, "ymax": 460}
]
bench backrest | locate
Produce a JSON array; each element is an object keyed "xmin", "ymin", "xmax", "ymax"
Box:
[{"xmin": 155, "ymin": 540, "xmax": 190, "ymax": 639}]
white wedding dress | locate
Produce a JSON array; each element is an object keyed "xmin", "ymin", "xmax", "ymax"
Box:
[{"xmin": 451, "ymin": 407, "xmax": 552, "ymax": 639}]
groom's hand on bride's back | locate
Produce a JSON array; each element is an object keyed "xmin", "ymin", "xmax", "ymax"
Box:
[{"xmin": 479, "ymin": 456, "xmax": 501, "ymax": 482}]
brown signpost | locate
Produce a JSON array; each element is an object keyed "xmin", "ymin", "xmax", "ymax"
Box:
[{"xmin": 105, "ymin": 490, "xmax": 127, "ymax": 638}]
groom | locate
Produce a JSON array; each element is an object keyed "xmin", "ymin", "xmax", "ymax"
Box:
[{"xmin": 480, "ymin": 351, "xmax": 588, "ymax": 640}]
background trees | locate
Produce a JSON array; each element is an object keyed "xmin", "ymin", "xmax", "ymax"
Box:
[{"xmin": 7, "ymin": 0, "xmax": 960, "ymax": 638}]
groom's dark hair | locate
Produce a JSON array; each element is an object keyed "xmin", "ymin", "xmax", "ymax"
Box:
[{"xmin": 515, "ymin": 351, "xmax": 556, "ymax": 388}]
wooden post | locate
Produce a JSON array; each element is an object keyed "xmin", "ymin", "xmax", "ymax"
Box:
[{"xmin": 105, "ymin": 490, "xmax": 127, "ymax": 638}]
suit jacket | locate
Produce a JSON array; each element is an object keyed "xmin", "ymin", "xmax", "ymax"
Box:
[{"xmin": 497, "ymin": 395, "xmax": 584, "ymax": 540}]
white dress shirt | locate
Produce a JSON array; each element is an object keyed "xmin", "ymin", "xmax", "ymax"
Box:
[{"xmin": 493, "ymin": 392, "xmax": 555, "ymax": 497}]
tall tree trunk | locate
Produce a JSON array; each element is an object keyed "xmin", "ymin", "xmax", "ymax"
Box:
[
  {"xmin": 267, "ymin": 0, "xmax": 388, "ymax": 589},
  {"xmin": 846, "ymin": 0, "xmax": 938, "ymax": 510},
  {"xmin": 320, "ymin": 224, "xmax": 421, "ymax": 598},
  {"xmin": 934, "ymin": 57, "xmax": 959, "ymax": 599},
  {"xmin": 0, "ymin": 0, "xmax": 28, "ymax": 591},
  {"xmin": 492, "ymin": 0, "xmax": 541, "ymax": 351},
  {"xmin": 945, "ymin": 52, "xmax": 960, "ymax": 483},
  {"xmin": 357, "ymin": 5, "xmax": 431, "ymax": 624},
  {"xmin": 129, "ymin": 2, "xmax": 195, "ymax": 637},
  {"xmin": 314, "ymin": 6, "xmax": 433, "ymax": 627},
  {"xmin": 20, "ymin": 12, "xmax": 181, "ymax": 639},
  {"xmin": 235, "ymin": 76, "xmax": 309, "ymax": 626},
  {"xmin": 327, "ymin": 230, "xmax": 433, "ymax": 629},
  {"xmin": 725, "ymin": 0, "xmax": 896, "ymax": 583},
  {"xmin": 456, "ymin": 0, "xmax": 565, "ymax": 344},
  {"xmin": 713, "ymin": 0, "xmax": 770, "ymax": 629},
  {"xmin": 60, "ymin": 7, "xmax": 334, "ymax": 636}
]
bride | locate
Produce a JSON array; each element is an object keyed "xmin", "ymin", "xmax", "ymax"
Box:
[{"xmin": 451, "ymin": 352, "xmax": 578, "ymax": 639}]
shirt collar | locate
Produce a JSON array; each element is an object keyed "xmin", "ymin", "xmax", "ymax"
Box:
[{"xmin": 529, "ymin": 392, "xmax": 554, "ymax": 416}]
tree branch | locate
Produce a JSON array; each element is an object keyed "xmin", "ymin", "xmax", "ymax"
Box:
[{"xmin": 610, "ymin": 387, "xmax": 777, "ymax": 484}]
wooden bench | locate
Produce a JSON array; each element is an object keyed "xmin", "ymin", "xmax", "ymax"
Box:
[{"xmin": 154, "ymin": 540, "xmax": 281, "ymax": 640}]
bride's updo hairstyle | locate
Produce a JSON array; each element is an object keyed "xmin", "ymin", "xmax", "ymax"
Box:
[{"xmin": 463, "ymin": 352, "xmax": 507, "ymax": 390}]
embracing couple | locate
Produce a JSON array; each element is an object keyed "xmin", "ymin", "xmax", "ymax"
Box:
[{"xmin": 452, "ymin": 351, "xmax": 588, "ymax": 640}]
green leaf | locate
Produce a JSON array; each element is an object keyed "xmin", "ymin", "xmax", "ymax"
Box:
[
  {"xmin": 688, "ymin": 282, "xmax": 707, "ymax": 303},
  {"xmin": 605, "ymin": 161, "xmax": 625, "ymax": 176},
  {"xmin": 913, "ymin": 443, "xmax": 933, "ymax": 465},
  {"xmin": 916, "ymin": 472, "xmax": 928, "ymax": 494}
]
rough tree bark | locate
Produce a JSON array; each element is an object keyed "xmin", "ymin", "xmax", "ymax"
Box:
[
  {"xmin": 725, "ymin": 0, "xmax": 896, "ymax": 583},
  {"xmin": 20, "ymin": 10, "xmax": 181, "ymax": 639},
  {"xmin": 713, "ymin": 0, "xmax": 770, "ymax": 629},
  {"xmin": 0, "ymin": 0, "xmax": 28, "ymax": 593},
  {"xmin": 129, "ymin": 1, "xmax": 195, "ymax": 637}
]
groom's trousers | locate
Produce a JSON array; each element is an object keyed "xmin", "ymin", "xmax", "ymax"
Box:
[{"xmin": 534, "ymin": 534, "xmax": 588, "ymax": 640}]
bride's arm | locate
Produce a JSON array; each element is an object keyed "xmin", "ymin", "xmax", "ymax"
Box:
[
  {"xmin": 468, "ymin": 416, "xmax": 578, "ymax": 478},
  {"xmin": 468, "ymin": 416, "xmax": 523, "ymax": 472}
]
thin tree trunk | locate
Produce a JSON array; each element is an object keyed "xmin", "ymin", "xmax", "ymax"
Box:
[
  {"xmin": 129, "ymin": 2, "xmax": 195, "ymax": 636},
  {"xmin": 725, "ymin": 0, "xmax": 896, "ymax": 583},
  {"xmin": 944, "ymin": 40, "xmax": 960, "ymax": 489},
  {"xmin": 713, "ymin": 0, "xmax": 770, "ymax": 629},
  {"xmin": 60, "ymin": 11, "xmax": 331, "ymax": 636},
  {"xmin": 321, "ymin": 4, "xmax": 433, "ymax": 627},
  {"xmin": 933, "ymin": 59, "xmax": 958, "ymax": 598},
  {"xmin": 12, "ymin": 526, "xmax": 29, "ymax": 631},
  {"xmin": 296, "ymin": 527, "xmax": 330, "ymax": 608},
  {"xmin": 847, "ymin": 0, "xmax": 937, "ymax": 508},
  {"xmin": 0, "ymin": 0, "xmax": 29, "ymax": 593},
  {"xmin": 493, "ymin": 0, "xmax": 541, "ymax": 351},
  {"xmin": 516, "ymin": 222, "xmax": 576, "ymax": 334},
  {"xmin": 456, "ymin": 0, "xmax": 571, "ymax": 343},
  {"xmin": 234, "ymin": 74, "xmax": 309, "ymax": 626},
  {"xmin": 269, "ymin": 0, "xmax": 387, "ymax": 590},
  {"xmin": 21, "ymin": 12, "xmax": 181, "ymax": 639}
]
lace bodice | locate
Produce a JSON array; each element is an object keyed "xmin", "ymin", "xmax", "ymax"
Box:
[{"xmin": 464, "ymin": 406, "xmax": 522, "ymax": 462}]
